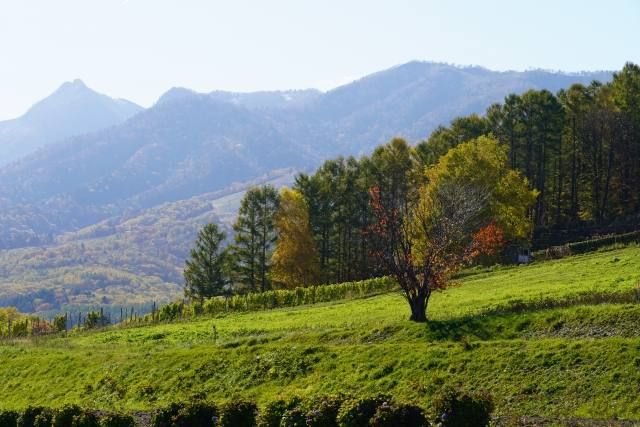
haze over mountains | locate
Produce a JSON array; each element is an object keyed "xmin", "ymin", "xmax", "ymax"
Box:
[
  {"xmin": 0, "ymin": 79, "xmax": 142, "ymax": 167},
  {"xmin": 0, "ymin": 61, "xmax": 613, "ymax": 312}
]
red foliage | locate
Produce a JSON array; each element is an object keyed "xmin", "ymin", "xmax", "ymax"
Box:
[{"xmin": 470, "ymin": 222, "xmax": 506, "ymax": 259}]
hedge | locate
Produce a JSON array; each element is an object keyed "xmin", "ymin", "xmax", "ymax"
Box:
[{"xmin": 155, "ymin": 277, "xmax": 397, "ymax": 322}]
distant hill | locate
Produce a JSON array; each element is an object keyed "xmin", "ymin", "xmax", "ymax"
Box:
[
  {"xmin": 0, "ymin": 79, "xmax": 142, "ymax": 166},
  {"xmin": 0, "ymin": 169, "xmax": 297, "ymax": 312},
  {"xmin": 0, "ymin": 61, "xmax": 613, "ymax": 311}
]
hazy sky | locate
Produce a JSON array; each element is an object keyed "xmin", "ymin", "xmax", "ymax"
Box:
[{"xmin": 0, "ymin": 0, "xmax": 638, "ymax": 120}]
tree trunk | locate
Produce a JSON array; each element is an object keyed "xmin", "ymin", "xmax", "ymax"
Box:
[{"xmin": 408, "ymin": 291, "xmax": 430, "ymax": 322}]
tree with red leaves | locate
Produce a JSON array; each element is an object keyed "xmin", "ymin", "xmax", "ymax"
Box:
[{"xmin": 369, "ymin": 136, "xmax": 536, "ymax": 322}]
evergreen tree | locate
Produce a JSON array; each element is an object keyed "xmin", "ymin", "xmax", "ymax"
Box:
[
  {"xmin": 231, "ymin": 185, "xmax": 279, "ymax": 292},
  {"xmin": 184, "ymin": 223, "xmax": 228, "ymax": 300}
]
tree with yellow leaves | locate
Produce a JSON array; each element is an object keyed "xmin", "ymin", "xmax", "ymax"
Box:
[
  {"xmin": 370, "ymin": 136, "xmax": 537, "ymax": 321},
  {"xmin": 270, "ymin": 188, "xmax": 320, "ymax": 288}
]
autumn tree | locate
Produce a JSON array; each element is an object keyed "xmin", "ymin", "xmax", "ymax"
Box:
[
  {"xmin": 270, "ymin": 188, "xmax": 320, "ymax": 288},
  {"xmin": 230, "ymin": 185, "xmax": 279, "ymax": 292},
  {"xmin": 184, "ymin": 223, "xmax": 228, "ymax": 300},
  {"xmin": 370, "ymin": 136, "xmax": 536, "ymax": 322}
]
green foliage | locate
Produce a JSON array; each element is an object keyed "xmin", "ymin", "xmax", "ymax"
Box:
[
  {"xmin": 71, "ymin": 412, "xmax": 99, "ymax": 427},
  {"xmin": 184, "ymin": 223, "xmax": 228, "ymax": 300},
  {"xmin": 336, "ymin": 396, "xmax": 388, "ymax": 427},
  {"xmin": 155, "ymin": 277, "xmax": 396, "ymax": 321},
  {"xmin": 151, "ymin": 402, "xmax": 218, "ymax": 427},
  {"xmin": 533, "ymin": 231, "xmax": 640, "ymax": 260},
  {"xmin": 30, "ymin": 409, "xmax": 53, "ymax": 427},
  {"xmin": 304, "ymin": 396, "xmax": 343, "ymax": 427},
  {"xmin": 368, "ymin": 402, "xmax": 426, "ymax": 427},
  {"xmin": 0, "ymin": 247, "xmax": 639, "ymax": 421},
  {"xmin": 17, "ymin": 407, "xmax": 48, "ymax": 427},
  {"xmin": 423, "ymin": 135, "xmax": 537, "ymax": 241},
  {"xmin": 52, "ymin": 405, "xmax": 83, "ymax": 427},
  {"xmin": 231, "ymin": 185, "xmax": 279, "ymax": 293},
  {"xmin": 52, "ymin": 315, "xmax": 67, "ymax": 333},
  {"xmin": 433, "ymin": 388, "xmax": 493, "ymax": 427},
  {"xmin": 219, "ymin": 400, "xmax": 257, "ymax": 427},
  {"xmin": 0, "ymin": 410, "xmax": 19, "ymax": 427},
  {"xmin": 279, "ymin": 407, "xmax": 307, "ymax": 427},
  {"xmin": 257, "ymin": 398, "xmax": 301, "ymax": 427},
  {"xmin": 84, "ymin": 311, "xmax": 109, "ymax": 330},
  {"xmin": 99, "ymin": 414, "xmax": 135, "ymax": 427}
]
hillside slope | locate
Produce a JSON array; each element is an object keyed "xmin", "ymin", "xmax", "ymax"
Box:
[
  {"xmin": 0, "ymin": 62, "xmax": 613, "ymax": 312},
  {"xmin": 0, "ymin": 246, "xmax": 638, "ymax": 422},
  {"xmin": 0, "ymin": 63, "xmax": 611, "ymax": 248},
  {"xmin": 0, "ymin": 169, "xmax": 297, "ymax": 312}
]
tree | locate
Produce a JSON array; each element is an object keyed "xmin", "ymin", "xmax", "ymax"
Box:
[
  {"xmin": 370, "ymin": 136, "xmax": 536, "ymax": 322},
  {"xmin": 270, "ymin": 188, "xmax": 320, "ymax": 288},
  {"xmin": 184, "ymin": 223, "xmax": 228, "ymax": 300},
  {"xmin": 230, "ymin": 185, "xmax": 279, "ymax": 292}
]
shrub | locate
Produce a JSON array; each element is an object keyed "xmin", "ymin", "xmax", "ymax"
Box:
[
  {"xmin": 433, "ymin": 389, "xmax": 493, "ymax": 427},
  {"xmin": 305, "ymin": 396, "xmax": 344, "ymax": 427},
  {"xmin": 152, "ymin": 402, "xmax": 218, "ymax": 427},
  {"xmin": 18, "ymin": 407, "xmax": 49, "ymax": 427},
  {"xmin": 279, "ymin": 407, "xmax": 307, "ymax": 427},
  {"xmin": 152, "ymin": 403, "xmax": 183, "ymax": 427},
  {"xmin": 53, "ymin": 405, "xmax": 84, "ymax": 427},
  {"xmin": 53, "ymin": 315, "xmax": 67, "ymax": 333},
  {"xmin": 32, "ymin": 410, "xmax": 54, "ymax": 427},
  {"xmin": 369, "ymin": 402, "xmax": 426, "ymax": 427},
  {"xmin": 336, "ymin": 396, "xmax": 388, "ymax": 427},
  {"xmin": 257, "ymin": 398, "xmax": 302, "ymax": 427},
  {"xmin": 219, "ymin": 400, "xmax": 257, "ymax": 427},
  {"xmin": 0, "ymin": 410, "xmax": 19, "ymax": 427},
  {"xmin": 71, "ymin": 412, "xmax": 99, "ymax": 427},
  {"xmin": 99, "ymin": 414, "xmax": 135, "ymax": 427}
]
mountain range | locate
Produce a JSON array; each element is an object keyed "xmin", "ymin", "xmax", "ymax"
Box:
[
  {"xmin": 0, "ymin": 61, "xmax": 613, "ymax": 312},
  {"xmin": 0, "ymin": 79, "xmax": 142, "ymax": 167}
]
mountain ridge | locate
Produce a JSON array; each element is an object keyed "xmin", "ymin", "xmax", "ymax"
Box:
[
  {"xmin": 0, "ymin": 79, "xmax": 143, "ymax": 166},
  {"xmin": 0, "ymin": 61, "xmax": 615, "ymax": 312}
]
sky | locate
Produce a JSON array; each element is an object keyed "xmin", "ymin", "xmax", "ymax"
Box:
[{"xmin": 0, "ymin": 0, "xmax": 638, "ymax": 120}]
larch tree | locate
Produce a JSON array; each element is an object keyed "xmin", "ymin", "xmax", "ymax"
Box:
[
  {"xmin": 370, "ymin": 136, "xmax": 537, "ymax": 322},
  {"xmin": 230, "ymin": 185, "xmax": 279, "ymax": 292},
  {"xmin": 184, "ymin": 223, "xmax": 228, "ymax": 300},
  {"xmin": 270, "ymin": 188, "xmax": 320, "ymax": 288}
]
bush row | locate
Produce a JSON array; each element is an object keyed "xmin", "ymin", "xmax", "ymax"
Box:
[
  {"xmin": 0, "ymin": 390, "xmax": 492, "ymax": 427},
  {"xmin": 0, "ymin": 405, "xmax": 134, "ymax": 427},
  {"xmin": 532, "ymin": 231, "xmax": 640, "ymax": 260},
  {"xmin": 155, "ymin": 277, "xmax": 397, "ymax": 322}
]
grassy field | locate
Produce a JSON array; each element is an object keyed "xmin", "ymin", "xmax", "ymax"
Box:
[{"xmin": 0, "ymin": 245, "xmax": 639, "ymax": 422}]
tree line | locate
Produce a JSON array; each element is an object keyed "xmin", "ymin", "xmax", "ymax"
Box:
[
  {"xmin": 423, "ymin": 63, "xmax": 640, "ymax": 245},
  {"xmin": 183, "ymin": 63, "xmax": 639, "ymax": 321}
]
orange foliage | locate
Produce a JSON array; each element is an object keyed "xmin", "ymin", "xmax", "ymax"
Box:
[{"xmin": 470, "ymin": 222, "xmax": 506, "ymax": 259}]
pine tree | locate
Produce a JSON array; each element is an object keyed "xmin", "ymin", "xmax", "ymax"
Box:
[
  {"xmin": 184, "ymin": 223, "xmax": 228, "ymax": 300},
  {"xmin": 231, "ymin": 185, "xmax": 279, "ymax": 292}
]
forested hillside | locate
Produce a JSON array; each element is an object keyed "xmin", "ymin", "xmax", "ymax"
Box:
[
  {"xmin": 284, "ymin": 63, "xmax": 640, "ymax": 285},
  {"xmin": 0, "ymin": 62, "xmax": 609, "ymax": 249},
  {"xmin": 0, "ymin": 169, "xmax": 296, "ymax": 312},
  {"xmin": 0, "ymin": 61, "xmax": 620, "ymax": 313}
]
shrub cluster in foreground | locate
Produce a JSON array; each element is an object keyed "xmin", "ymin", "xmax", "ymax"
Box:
[
  {"xmin": 0, "ymin": 390, "xmax": 492, "ymax": 427},
  {"xmin": 0, "ymin": 404, "xmax": 134, "ymax": 427}
]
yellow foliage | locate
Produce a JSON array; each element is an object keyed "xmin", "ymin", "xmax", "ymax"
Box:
[
  {"xmin": 270, "ymin": 188, "xmax": 320, "ymax": 288},
  {"xmin": 423, "ymin": 135, "xmax": 538, "ymax": 241}
]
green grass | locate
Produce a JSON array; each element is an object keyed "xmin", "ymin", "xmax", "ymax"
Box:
[{"xmin": 1, "ymin": 246, "xmax": 639, "ymax": 421}]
